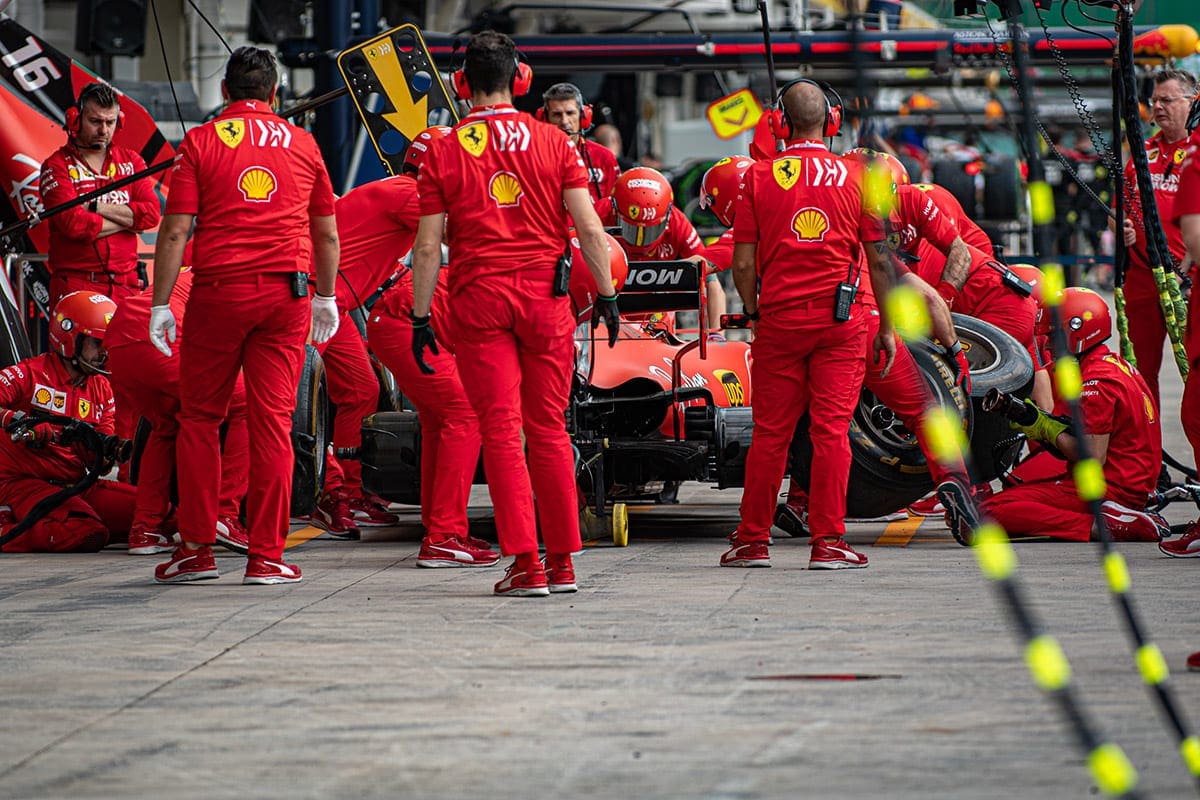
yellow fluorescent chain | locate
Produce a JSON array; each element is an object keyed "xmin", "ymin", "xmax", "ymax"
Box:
[
  {"xmin": 1073, "ymin": 459, "xmax": 1107, "ymax": 502},
  {"xmin": 1135, "ymin": 643, "xmax": 1169, "ymax": 686},
  {"xmin": 1026, "ymin": 635, "xmax": 1071, "ymax": 690},
  {"xmin": 1029, "ymin": 181, "xmax": 1056, "ymax": 226},
  {"xmin": 1054, "ymin": 355, "xmax": 1083, "ymax": 401},
  {"xmin": 1088, "ymin": 743, "xmax": 1139, "ymax": 797},
  {"xmin": 1181, "ymin": 736, "xmax": 1200, "ymax": 776},
  {"xmin": 923, "ymin": 407, "xmax": 968, "ymax": 465},
  {"xmin": 1102, "ymin": 551, "xmax": 1130, "ymax": 594},
  {"xmin": 973, "ymin": 523, "xmax": 1016, "ymax": 580},
  {"xmin": 884, "ymin": 284, "xmax": 931, "ymax": 342}
]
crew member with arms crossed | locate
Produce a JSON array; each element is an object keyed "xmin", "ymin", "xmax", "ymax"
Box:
[
  {"xmin": 722, "ymin": 80, "xmax": 896, "ymax": 570},
  {"xmin": 539, "ymin": 83, "xmax": 620, "ymax": 205},
  {"xmin": 38, "ymin": 83, "xmax": 160, "ymax": 305},
  {"xmin": 411, "ymin": 30, "xmax": 618, "ymax": 596},
  {"xmin": 149, "ymin": 46, "xmax": 340, "ymax": 585}
]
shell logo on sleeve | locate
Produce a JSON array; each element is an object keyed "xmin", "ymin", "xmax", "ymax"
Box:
[
  {"xmin": 489, "ymin": 171, "xmax": 523, "ymax": 207},
  {"xmin": 238, "ymin": 166, "xmax": 277, "ymax": 202},
  {"xmin": 791, "ymin": 207, "xmax": 829, "ymax": 243}
]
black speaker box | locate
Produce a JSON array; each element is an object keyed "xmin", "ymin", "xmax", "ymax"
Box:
[{"xmin": 75, "ymin": 0, "xmax": 148, "ymax": 57}]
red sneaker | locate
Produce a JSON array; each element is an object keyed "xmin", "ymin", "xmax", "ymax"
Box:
[
  {"xmin": 128, "ymin": 524, "xmax": 177, "ymax": 555},
  {"xmin": 543, "ymin": 553, "xmax": 578, "ymax": 593},
  {"xmin": 1159, "ymin": 521, "xmax": 1200, "ymax": 557},
  {"xmin": 348, "ymin": 495, "xmax": 401, "ymax": 527},
  {"xmin": 215, "ymin": 515, "xmax": 250, "ymax": 554},
  {"xmin": 1100, "ymin": 501, "xmax": 1168, "ymax": 542},
  {"xmin": 1187, "ymin": 652, "xmax": 1200, "ymax": 672},
  {"xmin": 243, "ymin": 557, "xmax": 302, "ymax": 585},
  {"xmin": 773, "ymin": 494, "xmax": 810, "ymax": 538},
  {"xmin": 906, "ymin": 493, "xmax": 944, "ymax": 516},
  {"xmin": 494, "ymin": 558, "xmax": 550, "ymax": 597},
  {"xmin": 417, "ymin": 535, "xmax": 500, "ymax": 568},
  {"xmin": 809, "ymin": 537, "xmax": 869, "ymax": 570},
  {"xmin": 720, "ymin": 535, "xmax": 771, "ymax": 567},
  {"xmin": 310, "ymin": 493, "xmax": 361, "ymax": 541},
  {"xmin": 154, "ymin": 546, "xmax": 219, "ymax": 584}
]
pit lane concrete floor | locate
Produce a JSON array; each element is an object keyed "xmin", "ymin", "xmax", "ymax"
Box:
[{"xmin": 2, "ymin": 385, "xmax": 1199, "ymax": 799}]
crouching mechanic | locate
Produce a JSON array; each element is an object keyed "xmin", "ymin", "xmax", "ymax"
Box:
[
  {"xmin": 365, "ymin": 130, "xmax": 496, "ymax": 568},
  {"xmin": 105, "ymin": 266, "xmax": 251, "ymax": 555},
  {"xmin": 303, "ymin": 128, "xmax": 458, "ymax": 537},
  {"xmin": 977, "ymin": 288, "xmax": 1167, "ymax": 543},
  {"xmin": 0, "ymin": 292, "xmax": 136, "ymax": 552}
]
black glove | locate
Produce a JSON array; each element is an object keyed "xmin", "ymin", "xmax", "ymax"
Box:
[
  {"xmin": 410, "ymin": 312, "xmax": 439, "ymax": 375},
  {"xmin": 592, "ymin": 293, "xmax": 620, "ymax": 348}
]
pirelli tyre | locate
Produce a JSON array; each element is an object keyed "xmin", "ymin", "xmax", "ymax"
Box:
[
  {"xmin": 952, "ymin": 312, "xmax": 1035, "ymax": 482},
  {"xmin": 931, "ymin": 158, "xmax": 977, "ymax": 218},
  {"xmin": 982, "ymin": 155, "xmax": 1021, "ymax": 220},
  {"xmin": 789, "ymin": 337, "xmax": 972, "ymax": 520},
  {"xmin": 291, "ymin": 345, "xmax": 329, "ymax": 517}
]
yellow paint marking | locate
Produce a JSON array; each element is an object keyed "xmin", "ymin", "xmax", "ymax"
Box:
[
  {"xmin": 875, "ymin": 514, "xmax": 925, "ymax": 546},
  {"xmin": 285, "ymin": 526, "xmax": 326, "ymax": 549}
]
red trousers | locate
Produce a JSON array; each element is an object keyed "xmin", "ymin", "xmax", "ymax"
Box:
[
  {"xmin": 107, "ymin": 340, "xmax": 249, "ymax": 530},
  {"xmin": 740, "ymin": 302, "xmax": 867, "ymax": 540},
  {"xmin": 1183, "ymin": 288, "xmax": 1200, "ymax": 473},
  {"xmin": 0, "ymin": 477, "xmax": 135, "ymax": 552},
  {"xmin": 367, "ymin": 305, "xmax": 480, "ymax": 538},
  {"xmin": 48, "ymin": 271, "xmax": 143, "ymax": 307},
  {"xmin": 862, "ymin": 310, "xmax": 965, "ymax": 485},
  {"xmin": 315, "ymin": 310, "xmax": 377, "ymax": 497},
  {"xmin": 1122, "ymin": 266, "xmax": 1168, "ymax": 409},
  {"xmin": 449, "ymin": 276, "xmax": 578, "ymax": 556},
  {"xmin": 177, "ymin": 275, "xmax": 308, "ymax": 560},
  {"xmin": 982, "ymin": 479, "xmax": 1092, "ymax": 541}
]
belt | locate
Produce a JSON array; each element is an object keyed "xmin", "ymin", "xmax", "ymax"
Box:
[{"xmin": 60, "ymin": 270, "xmax": 141, "ymax": 287}]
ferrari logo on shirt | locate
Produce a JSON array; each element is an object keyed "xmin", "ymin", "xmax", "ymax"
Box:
[
  {"xmin": 773, "ymin": 158, "xmax": 802, "ymax": 190},
  {"xmin": 458, "ymin": 123, "xmax": 488, "ymax": 157},
  {"xmin": 791, "ymin": 206, "xmax": 829, "ymax": 243},
  {"xmin": 489, "ymin": 171, "xmax": 523, "ymax": 207},
  {"xmin": 106, "ymin": 163, "xmax": 116, "ymax": 178},
  {"xmin": 238, "ymin": 166, "xmax": 277, "ymax": 202},
  {"xmin": 217, "ymin": 119, "xmax": 245, "ymax": 148},
  {"xmin": 78, "ymin": 398, "xmax": 91, "ymax": 418},
  {"xmin": 1144, "ymin": 394, "xmax": 1156, "ymax": 422},
  {"xmin": 1175, "ymin": 148, "xmax": 1186, "ymax": 165}
]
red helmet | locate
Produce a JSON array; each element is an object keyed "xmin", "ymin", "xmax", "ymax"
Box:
[
  {"xmin": 613, "ymin": 167, "xmax": 673, "ymax": 247},
  {"xmin": 569, "ymin": 231, "xmax": 629, "ymax": 324},
  {"xmin": 699, "ymin": 156, "xmax": 753, "ymax": 228},
  {"xmin": 843, "ymin": 147, "xmax": 910, "ymax": 187},
  {"xmin": 1060, "ymin": 287, "xmax": 1111, "ymax": 354},
  {"xmin": 1007, "ymin": 263, "xmax": 1047, "ymax": 332},
  {"xmin": 402, "ymin": 126, "xmax": 452, "ymax": 174},
  {"xmin": 50, "ymin": 291, "xmax": 116, "ymax": 359}
]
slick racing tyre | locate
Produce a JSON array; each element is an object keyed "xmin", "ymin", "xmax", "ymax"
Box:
[
  {"xmin": 982, "ymin": 155, "xmax": 1021, "ymax": 220},
  {"xmin": 931, "ymin": 158, "xmax": 977, "ymax": 219},
  {"xmin": 291, "ymin": 345, "xmax": 329, "ymax": 517},
  {"xmin": 790, "ymin": 337, "xmax": 972, "ymax": 520},
  {"xmin": 951, "ymin": 313, "xmax": 1035, "ymax": 482}
]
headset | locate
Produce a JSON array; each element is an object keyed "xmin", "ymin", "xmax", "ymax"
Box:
[
  {"xmin": 535, "ymin": 82, "xmax": 594, "ymax": 131},
  {"xmin": 767, "ymin": 78, "xmax": 843, "ymax": 141},
  {"xmin": 64, "ymin": 82, "xmax": 125, "ymax": 138},
  {"xmin": 452, "ymin": 55, "xmax": 533, "ymax": 102}
]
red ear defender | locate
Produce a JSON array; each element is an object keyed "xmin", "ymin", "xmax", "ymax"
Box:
[
  {"xmin": 534, "ymin": 106, "xmax": 546, "ymax": 121},
  {"xmin": 823, "ymin": 91, "xmax": 843, "ymax": 138},
  {"xmin": 452, "ymin": 68, "xmax": 471, "ymax": 101},
  {"xmin": 511, "ymin": 60, "xmax": 533, "ymax": 97},
  {"xmin": 767, "ymin": 108, "xmax": 790, "ymax": 141},
  {"xmin": 579, "ymin": 103, "xmax": 593, "ymax": 129},
  {"xmin": 64, "ymin": 105, "xmax": 80, "ymax": 136}
]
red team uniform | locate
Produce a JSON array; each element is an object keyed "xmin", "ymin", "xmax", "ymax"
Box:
[
  {"xmin": 0, "ymin": 351, "xmax": 134, "ymax": 552},
  {"xmin": 418, "ymin": 104, "xmax": 588, "ymax": 560},
  {"xmin": 166, "ymin": 97, "xmax": 335, "ymax": 564},
  {"xmin": 39, "ymin": 143, "xmax": 160, "ymax": 303},
  {"xmin": 1172, "ymin": 130, "xmax": 1200, "ymax": 475},
  {"xmin": 983, "ymin": 348, "xmax": 1160, "ymax": 541},
  {"xmin": 579, "ymin": 139, "xmax": 621, "ymax": 203},
  {"xmin": 105, "ymin": 269, "xmax": 250, "ymax": 552},
  {"xmin": 731, "ymin": 141, "xmax": 880, "ymax": 549},
  {"xmin": 312, "ymin": 176, "xmax": 422, "ymax": 518},
  {"xmin": 1120, "ymin": 131, "xmax": 1189, "ymax": 407}
]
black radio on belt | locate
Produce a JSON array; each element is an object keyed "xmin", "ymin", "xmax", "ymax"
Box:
[
  {"xmin": 291, "ymin": 271, "xmax": 309, "ymax": 298},
  {"xmin": 553, "ymin": 243, "xmax": 573, "ymax": 297},
  {"xmin": 833, "ymin": 262, "xmax": 858, "ymax": 323},
  {"xmin": 984, "ymin": 261, "xmax": 1033, "ymax": 298}
]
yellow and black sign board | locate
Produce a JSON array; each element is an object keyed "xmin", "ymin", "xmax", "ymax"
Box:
[{"xmin": 336, "ymin": 24, "xmax": 459, "ymax": 176}]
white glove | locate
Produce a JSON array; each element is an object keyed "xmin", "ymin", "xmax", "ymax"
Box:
[
  {"xmin": 149, "ymin": 305, "xmax": 177, "ymax": 357},
  {"xmin": 311, "ymin": 293, "xmax": 339, "ymax": 345}
]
